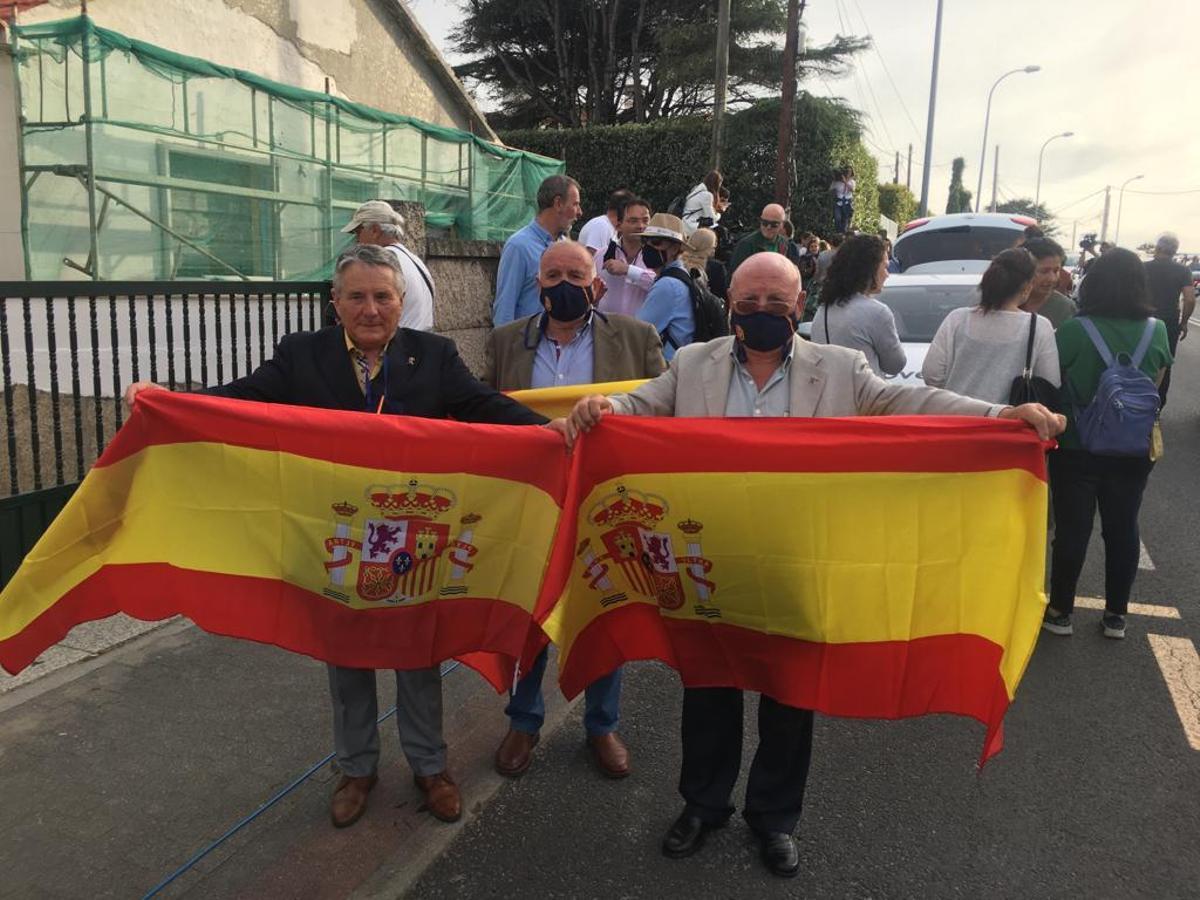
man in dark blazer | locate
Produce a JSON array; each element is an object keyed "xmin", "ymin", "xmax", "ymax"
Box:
[
  {"xmin": 483, "ymin": 240, "xmax": 665, "ymax": 782},
  {"xmin": 125, "ymin": 244, "xmax": 550, "ymax": 830}
]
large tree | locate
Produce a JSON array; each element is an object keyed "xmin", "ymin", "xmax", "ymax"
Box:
[{"xmin": 451, "ymin": 0, "xmax": 868, "ymax": 129}]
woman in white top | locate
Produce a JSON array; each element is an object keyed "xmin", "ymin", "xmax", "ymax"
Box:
[
  {"xmin": 922, "ymin": 247, "xmax": 1061, "ymax": 404},
  {"xmin": 681, "ymin": 170, "xmax": 722, "ymax": 236},
  {"xmin": 811, "ymin": 234, "xmax": 906, "ymax": 376}
]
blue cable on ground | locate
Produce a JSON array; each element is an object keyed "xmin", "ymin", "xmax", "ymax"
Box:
[{"xmin": 142, "ymin": 659, "xmax": 463, "ymax": 899}]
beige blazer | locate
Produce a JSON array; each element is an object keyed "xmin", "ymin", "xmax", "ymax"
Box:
[
  {"xmin": 484, "ymin": 311, "xmax": 666, "ymax": 391},
  {"xmin": 609, "ymin": 335, "xmax": 1002, "ymax": 418}
]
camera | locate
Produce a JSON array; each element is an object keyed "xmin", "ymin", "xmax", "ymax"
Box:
[{"xmin": 1079, "ymin": 232, "xmax": 1098, "ymax": 252}]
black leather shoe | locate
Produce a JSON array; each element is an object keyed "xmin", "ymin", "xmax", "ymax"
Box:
[
  {"xmin": 661, "ymin": 811, "xmax": 721, "ymax": 859},
  {"xmin": 756, "ymin": 831, "xmax": 800, "ymax": 878}
]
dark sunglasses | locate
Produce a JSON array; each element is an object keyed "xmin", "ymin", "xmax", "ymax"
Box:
[{"xmin": 760, "ymin": 219, "xmax": 783, "ymax": 228}]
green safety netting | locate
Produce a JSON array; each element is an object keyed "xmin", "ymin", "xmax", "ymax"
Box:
[{"xmin": 10, "ymin": 16, "xmax": 563, "ymax": 281}]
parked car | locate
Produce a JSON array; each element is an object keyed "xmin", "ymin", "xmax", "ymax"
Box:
[
  {"xmin": 892, "ymin": 212, "xmax": 1037, "ymax": 275},
  {"xmin": 798, "ymin": 273, "xmax": 982, "ymax": 387}
]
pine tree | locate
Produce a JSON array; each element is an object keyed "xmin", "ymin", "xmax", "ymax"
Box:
[{"xmin": 945, "ymin": 158, "xmax": 973, "ymax": 214}]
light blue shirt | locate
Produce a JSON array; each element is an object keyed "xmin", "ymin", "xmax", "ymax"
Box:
[
  {"xmin": 493, "ymin": 220, "xmax": 554, "ymax": 325},
  {"xmin": 530, "ymin": 314, "xmax": 596, "ymax": 389},
  {"xmin": 635, "ymin": 261, "xmax": 695, "ymax": 360},
  {"xmin": 724, "ymin": 342, "xmax": 795, "ymax": 417}
]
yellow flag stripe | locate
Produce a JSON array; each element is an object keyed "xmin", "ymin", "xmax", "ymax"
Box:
[
  {"xmin": 0, "ymin": 443, "xmax": 562, "ymax": 641},
  {"xmin": 508, "ymin": 379, "xmax": 648, "ymax": 419}
]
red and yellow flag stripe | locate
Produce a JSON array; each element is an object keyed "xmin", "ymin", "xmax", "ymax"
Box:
[{"xmin": 535, "ymin": 415, "xmax": 1050, "ymax": 764}]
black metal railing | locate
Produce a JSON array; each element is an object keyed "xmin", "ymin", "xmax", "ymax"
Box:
[{"xmin": 0, "ymin": 280, "xmax": 331, "ymax": 498}]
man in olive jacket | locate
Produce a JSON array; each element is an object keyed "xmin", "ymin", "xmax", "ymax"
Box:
[{"xmin": 483, "ymin": 241, "xmax": 665, "ymax": 782}]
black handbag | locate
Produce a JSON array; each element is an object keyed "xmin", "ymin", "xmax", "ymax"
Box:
[{"xmin": 1008, "ymin": 312, "xmax": 1062, "ymax": 410}]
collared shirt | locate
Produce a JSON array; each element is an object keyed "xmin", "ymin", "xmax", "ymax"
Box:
[
  {"xmin": 384, "ymin": 243, "xmax": 435, "ymax": 332},
  {"xmin": 344, "ymin": 330, "xmax": 392, "ymax": 408},
  {"xmin": 724, "ymin": 342, "xmax": 795, "ymax": 417},
  {"xmin": 595, "ymin": 240, "xmax": 656, "ymax": 317},
  {"xmin": 636, "ymin": 261, "xmax": 695, "ymax": 361},
  {"xmin": 493, "ymin": 219, "xmax": 555, "ymax": 326},
  {"xmin": 530, "ymin": 314, "xmax": 596, "ymax": 389}
]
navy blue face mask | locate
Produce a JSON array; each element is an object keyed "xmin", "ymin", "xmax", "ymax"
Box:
[
  {"xmin": 641, "ymin": 245, "xmax": 667, "ymax": 270},
  {"xmin": 541, "ymin": 280, "xmax": 593, "ymax": 322},
  {"xmin": 731, "ymin": 311, "xmax": 796, "ymax": 352}
]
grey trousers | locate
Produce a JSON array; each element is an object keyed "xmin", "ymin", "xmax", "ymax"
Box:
[{"xmin": 326, "ymin": 664, "xmax": 447, "ymax": 778}]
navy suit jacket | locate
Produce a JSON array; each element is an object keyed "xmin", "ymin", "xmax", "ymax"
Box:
[{"xmin": 206, "ymin": 325, "xmax": 547, "ymax": 426}]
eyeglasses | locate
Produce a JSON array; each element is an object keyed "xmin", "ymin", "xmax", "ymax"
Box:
[
  {"xmin": 731, "ymin": 298, "xmax": 793, "ymax": 316},
  {"xmin": 760, "ymin": 219, "xmax": 783, "ymax": 228}
]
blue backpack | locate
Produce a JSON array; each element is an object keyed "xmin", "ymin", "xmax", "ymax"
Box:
[{"xmin": 1072, "ymin": 317, "xmax": 1160, "ymax": 457}]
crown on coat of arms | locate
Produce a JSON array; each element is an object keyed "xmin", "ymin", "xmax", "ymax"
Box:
[
  {"xmin": 590, "ymin": 485, "xmax": 668, "ymax": 529},
  {"xmin": 366, "ymin": 479, "xmax": 456, "ymax": 520},
  {"xmin": 331, "ymin": 501, "xmax": 359, "ymax": 518},
  {"xmin": 460, "ymin": 513, "xmax": 482, "ymax": 525},
  {"xmin": 677, "ymin": 519, "xmax": 703, "ymax": 536}
]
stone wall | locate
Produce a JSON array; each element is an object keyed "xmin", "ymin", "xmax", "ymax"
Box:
[{"xmin": 427, "ymin": 239, "xmax": 501, "ymax": 378}]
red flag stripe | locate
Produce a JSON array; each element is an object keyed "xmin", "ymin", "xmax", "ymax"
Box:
[
  {"xmin": 558, "ymin": 602, "xmax": 1011, "ymax": 764},
  {"xmin": 99, "ymin": 392, "xmax": 568, "ymax": 503},
  {"xmin": 0, "ymin": 564, "xmax": 529, "ymax": 690}
]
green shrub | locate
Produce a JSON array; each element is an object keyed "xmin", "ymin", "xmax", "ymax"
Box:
[
  {"xmin": 877, "ymin": 183, "xmax": 917, "ymax": 229},
  {"xmin": 500, "ymin": 94, "xmax": 878, "ymax": 239}
]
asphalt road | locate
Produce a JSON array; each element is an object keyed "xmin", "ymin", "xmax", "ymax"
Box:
[{"xmin": 410, "ymin": 335, "xmax": 1200, "ymax": 898}]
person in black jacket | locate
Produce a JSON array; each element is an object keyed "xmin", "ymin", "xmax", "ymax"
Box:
[{"xmin": 124, "ymin": 244, "xmax": 551, "ymax": 831}]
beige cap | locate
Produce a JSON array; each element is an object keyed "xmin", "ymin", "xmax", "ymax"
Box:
[
  {"xmin": 632, "ymin": 213, "xmax": 686, "ymax": 244},
  {"xmin": 340, "ymin": 200, "xmax": 405, "ymax": 234}
]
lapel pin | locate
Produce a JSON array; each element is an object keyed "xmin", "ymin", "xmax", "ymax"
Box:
[{"xmin": 407, "ymin": 357, "xmax": 416, "ymax": 366}]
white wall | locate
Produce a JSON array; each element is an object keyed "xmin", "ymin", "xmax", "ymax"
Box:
[{"xmin": 0, "ymin": 46, "xmax": 24, "ymax": 279}]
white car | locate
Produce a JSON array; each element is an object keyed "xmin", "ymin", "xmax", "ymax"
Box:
[
  {"xmin": 893, "ymin": 212, "xmax": 1037, "ymax": 275},
  {"xmin": 800, "ymin": 274, "xmax": 982, "ymax": 387}
]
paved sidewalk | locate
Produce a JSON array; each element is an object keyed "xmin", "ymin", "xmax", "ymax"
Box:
[{"xmin": 0, "ymin": 622, "xmax": 576, "ymax": 899}]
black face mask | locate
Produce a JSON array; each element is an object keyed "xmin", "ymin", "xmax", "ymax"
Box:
[
  {"xmin": 641, "ymin": 245, "xmax": 667, "ymax": 270},
  {"xmin": 731, "ymin": 311, "xmax": 796, "ymax": 352},
  {"xmin": 541, "ymin": 280, "xmax": 593, "ymax": 322}
]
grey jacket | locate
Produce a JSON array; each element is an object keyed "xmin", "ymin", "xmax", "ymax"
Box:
[{"xmin": 609, "ymin": 335, "xmax": 1002, "ymax": 419}]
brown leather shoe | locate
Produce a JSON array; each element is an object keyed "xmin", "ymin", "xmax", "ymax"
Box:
[
  {"xmin": 494, "ymin": 728, "xmax": 540, "ymax": 778},
  {"xmin": 414, "ymin": 771, "xmax": 462, "ymax": 823},
  {"xmin": 330, "ymin": 773, "xmax": 377, "ymax": 828},
  {"xmin": 588, "ymin": 732, "xmax": 631, "ymax": 779}
]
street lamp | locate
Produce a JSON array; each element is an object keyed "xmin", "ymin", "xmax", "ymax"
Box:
[
  {"xmin": 974, "ymin": 65, "xmax": 1041, "ymax": 212},
  {"xmin": 1034, "ymin": 131, "xmax": 1074, "ymax": 208},
  {"xmin": 1114, "ymin": 174, "xmax": 1144, "ymax": 245}
]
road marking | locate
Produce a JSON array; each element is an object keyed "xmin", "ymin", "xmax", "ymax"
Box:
[
  {"xmin": 1075, "ymin": 596, "xmax": 1180, "ymax": 619},
  {"xmin": 1147, "ymin": 634, "xmax": 1200, "ymax": 751},
  {"xmin": 1139, "ymin": 540, "xmax": 1156, "ymax": 571}
]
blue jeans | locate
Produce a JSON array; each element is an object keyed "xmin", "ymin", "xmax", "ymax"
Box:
[{"xmin": 505, "ymin": 646, "xmax": 622, "ymax": 737}]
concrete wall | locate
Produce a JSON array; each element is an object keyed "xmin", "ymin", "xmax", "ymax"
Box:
[
  {"xmin": 0, "ymin": 44, "xmax": 24, "ymax": 279},
  {"xmin": 16, "ymin": 0, "xmax": 485, "ymax": 134}
]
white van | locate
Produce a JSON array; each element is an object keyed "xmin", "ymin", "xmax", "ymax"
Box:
[{"xmin": 892, "ymin": 212, "xmax": 1037, "ymax": 275}]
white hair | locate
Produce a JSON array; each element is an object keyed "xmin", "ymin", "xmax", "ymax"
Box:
[
  {"xmin": 332, "ymin": 244, "xmax": 406, "ymax": 297},
  {"xmin": 377, "ymin": 220, "xmax": 405, "ymax": 241}
]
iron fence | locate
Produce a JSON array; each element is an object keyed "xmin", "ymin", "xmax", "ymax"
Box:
[{"xmin": 0, "ymin": 280, "xmax": 331, "ymax": 497}]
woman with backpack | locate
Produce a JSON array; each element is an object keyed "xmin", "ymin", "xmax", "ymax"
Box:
[
  {"xmin": 811, "ymin": 234, "xmax": 905, "ymax": 376},
  {"xmin": 1044, "ymin": 248, "xmax": 1173, "ymax": 640},
  {"xmin": 922, "ymin": 248, "xmax": 1061, "ymax": 405}
]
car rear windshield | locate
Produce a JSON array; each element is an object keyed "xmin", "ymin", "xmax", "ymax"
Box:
[
  {"xmin": 894, "ymin": 225, "xmax": 1022, "ymax": 271},
  {"xmin": 878, "ymin": 283, "xmax": 979, "ymax": 342}
]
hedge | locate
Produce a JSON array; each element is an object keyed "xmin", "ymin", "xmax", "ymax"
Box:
[{"xmin": 501, "ymin": 95, "xmax": 878, "ymax": 240}]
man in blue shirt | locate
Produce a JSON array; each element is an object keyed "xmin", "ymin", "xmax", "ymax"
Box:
[
  {"xmin": 492, "ymin": 175, "xmax": 583, "ymax": 325},
  {"xmin": 634, "ymin": 213, "xmax": 696, "ymax": 359}
]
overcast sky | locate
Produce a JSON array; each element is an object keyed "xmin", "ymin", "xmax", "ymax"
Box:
[{"xmin": 408, "ymin": 0, "xmax": 1199, "ymax": 253}]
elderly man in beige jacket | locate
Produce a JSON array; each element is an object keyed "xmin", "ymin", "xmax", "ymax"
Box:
[{"xmin": 566, "ymin": 252, "xmax": 1063, "ymax": 879}]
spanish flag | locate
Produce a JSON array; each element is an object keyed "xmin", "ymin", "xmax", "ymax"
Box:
[
  {"xmin": 508, "ymin": 380, "xmax": 647, "ymax": 420},
  {"xmin": 0, "ymin": 392, "xmax": 565, "ymax": 684},
  {"xmin": 535, "ymin": 415, "xmax": 1050, "ymax": 764}
]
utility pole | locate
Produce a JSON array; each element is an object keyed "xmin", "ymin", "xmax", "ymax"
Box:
[
  {"xmin": 894, "ymin": 151, "xmax": 900, "ymax": 184},
  {"xmin": 989, "ymin": 144, "xmax": 999, "ymax": 213},
  {"xmin": 1099, "ymin": 185, "xmax": 1112, "ymax": 242},
  {"xmin": 773, "ymin": 0, "xmax": 805, "ymax": 207},
  {"xmin": 710, "ymin": 0, "xmax": 732, "ymax": 171},
  {"xmin": 918, "ymin": 0, "xmax": 944, "ymax": 216},
  {"xmin": 906, "ymin": 143, "xmax": 912, "ymax": 190}
]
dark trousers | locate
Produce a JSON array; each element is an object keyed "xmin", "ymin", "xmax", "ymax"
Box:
[
  {"xmin": 679, "ymin": 687, "xmax": 814, "ymax": 835},
  {"xmin": 1049, "ymin": 449, "xmax": 1153, "ymax": 616},
  {"xmin": 1159, "ymin": 326, "xmax": 1179, "ymax": 408}
]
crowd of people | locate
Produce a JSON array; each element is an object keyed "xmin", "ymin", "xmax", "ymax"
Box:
[{"xmin": 118, "ymin": 172, "xmax": 1193, "ymax": 879}]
